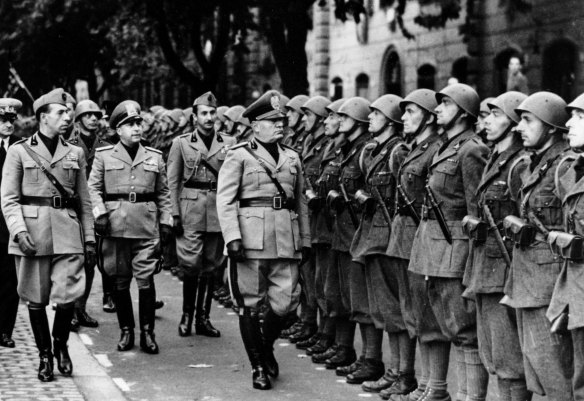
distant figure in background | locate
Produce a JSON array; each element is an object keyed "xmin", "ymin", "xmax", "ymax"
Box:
[{"xmin": 506, "ymin": 56, "xmax": 529, "ymax": 95}]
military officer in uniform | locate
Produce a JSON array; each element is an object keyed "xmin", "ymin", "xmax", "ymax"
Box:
[
  {"xmin": 503, "ymin": 92, "xmax": 573, "ymax": 401},
  {"xmin": 0, "ymin": 97, "xmax": 23, "ymax": 348},
  {"xmin": 1, "ymin": 88, "xmax": 96, "ymax": 381},
  {"xmin": 87, "ymin": 100, "xmax": 173, "ymax": 355},
  {"xmin": 349, "ymin": 94, "xmax": 406, "ymax": 386},
  {"xmin": 167, "ymin": 91, "xmax": 236, "ymax": 338},
  {"xmin": 217, "ymin": 90, "xmax": 310, "ymax": 390},
  {"xmin": 408, "ymin": 84, "xmax": 489, "ymax": 401}
]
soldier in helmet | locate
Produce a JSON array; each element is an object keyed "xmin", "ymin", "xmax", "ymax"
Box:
[
  {"xmin": 63, "ymin": 92, "xmax": 77, "ymax": 140},
  {"xmin": 408, "ymin": 83, "xmax": 489, "ymax": 401},
  {"xmin": 223, "ymin": 105, "xmax": 245, "ymax": 138},
  {"xmin": 67, "ymin": 99, "xmax": 115, "ymax": 327},
  {"xmin": 503, "ymin": 92, "xmax": 573, "ymax": 401},
  {"xmin": 236, "ymin": 113, "xmax": 253, "ymax": 142},
  {"xmin": 167, "ymin": 92, "xmax": 236, "ymax": 338},
  {"xmin": 476, "ymin": 97, "xmax": 495, "ymax": 145},
  {"xmin": 461, "ymin": 91, "xmax": 529, "ymax": 401},
  {"xmin": 216, "ymin": 90, "xmax": 310, "ymax": 390},
  {"xmin": 283, "ymin": 95, "xmax": 310, "ymax": 154},
  {"xmin": 1, "ymin": 88, "xmax": 96, "ymax": 381},
  {"xmin": 215, "ymin": 105, "xmax": 229, "ymax": 134},
  {"xmin": 348, "ymin": 94, "xmax": 406, "ymax": 386},
  {"xmin": 87, "ymin": 100, "xmax": 173, "ymax": 355},
  {"xmin": 0, "ymin": 97, "xmax": 23, "ymax": 348}
]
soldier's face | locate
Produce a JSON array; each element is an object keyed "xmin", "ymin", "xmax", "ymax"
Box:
[
  {"xmin": 324, "ymin": 112, "xmax": 341, "ymax": 136},
  {"xmin": 117, "ymin": 120, "xmax": 143, "ymax": 147},
  {"xmin": 66, "ymin": 102, "xmax": 75, "ymax": 126},
  {"xmin": 566, "ymin": 109, "xmax": 584, "ymax": 149},
  {"xmin": 435, "ymin": 97, "xmax": 460, "ymax": 127},
  {"xmin": 253, "ymin": 118, "xmax": 285, "ymax": 143},
  {"xmin": 42, "ymin": 104, "xmax": 71, "ymax": 136},
  {"xmin": 194, "ymin": 105, "xmax": 217, "ymax": 132},
  {"xmin": 80, "ymin": 113, "xmax": 99, "ymax": 131},
  {"xmin": 225, "ymin": 118, "xmax": 236, "ymax": 134},
  {"xmin": 516, "ymin": 111, "xmax": 549, "ymax": 148},
  {"xmin": 339, "ymin": 114, "xmax": 357, "ymax": 133},
  {"xmin": 0, "ymin": 114, "xmax": 16, "ymax": 138},
  {"xmin": 402, "ymin": 103, "xmax": 425, "ymax": 135},
  {"xmin": 286, "ymin": 109, "xmax": 302, "ymax": 128},
  {"xmin": 476, "ymin": 111, "xmax": 489, "ymax": 132},
  {"xmin": 484, "ymin": 107, "xmax": 513, "ymax": 142},
  {"xmin": 303, "ymin": 110, "xmax": 319, "ymax": 132},
  {"xmin": 368, "ymin": 109, "xmax": 389, "ymax": 135}
]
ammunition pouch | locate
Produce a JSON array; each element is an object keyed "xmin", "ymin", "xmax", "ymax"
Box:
[
  {"xmin": 462, "ymin": 215, "xmax": 488, "ymax": 245},
  {"xmin": 503, "ymin": 215, "xmax": 537, "ymax": 248},
  {"xmin": 547, "ymin": 231, "xmax": 584, "ymax": 261},
  {"xmin": 355, "ymin": 189, "xmax": 376, "ymax": 216},
  {"xmin": 306, "ymin": 189, "xmax": 325, "ymax": 212},
  {"xmin": 327, "ymin": 190, "xmax": 345, "ymax": 213}
]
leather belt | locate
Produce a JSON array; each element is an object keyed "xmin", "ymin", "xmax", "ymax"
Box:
[
  {"xmin": 183, "ymin": 181, "xmax": 217, "ymax": 191},
  {"xmin": 239, "ymin": 197, "xmax": 296, "ymax": 210},
  {"xmin": 20, "ymin": 195, "xmax": 78, "ymax": 209},
  {"xmin": 421, "ymin": 205, "xmax": 467, "ymax": 221},
  {"xmin": 105, "ymin": 193, "xmax": 156, "ymax": 203}
]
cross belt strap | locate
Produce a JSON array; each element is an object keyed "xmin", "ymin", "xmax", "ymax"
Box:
[
  {"xmin": 21, "ymin": 142, "xmax": 73, "ymax": 200},
  {"xmin": 243, "ymin": 146, "xmax": 290, "ymax": 203}
]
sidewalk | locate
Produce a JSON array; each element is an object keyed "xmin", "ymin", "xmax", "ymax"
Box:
[{"xmin": 0, "ymin": 303, "xmax": 127, "ymax": 401}]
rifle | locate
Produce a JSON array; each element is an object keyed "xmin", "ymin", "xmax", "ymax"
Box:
[
  {"xmin": 526, "ymin": 210, "xmax": 550, "ymax": 240},
  {"xmin": 482, "ymin": 204, "xmax": 512, "ymax": 267},
  {"xmin": 397, "ymin": 184, "xmax": 420, "ymax": 225},
  {"xmin": 425, "ymin": 184, "xmax": 452, "ymax": 244},
  {"xmin": 339, "ymin": 182, "xmax": 360, "ymax": 229},
  {"xmin": 371, "ymin": 186, "xmax": 392, "ymax": 227}
]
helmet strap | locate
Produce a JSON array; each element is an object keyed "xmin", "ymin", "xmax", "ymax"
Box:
[
  {"xmin": 490, "ymin": 122, "xmax": 515, "ymax": 145},
  {"xmin": 442, "ymin": 107, "xmax": 464, "ymax": 132}
]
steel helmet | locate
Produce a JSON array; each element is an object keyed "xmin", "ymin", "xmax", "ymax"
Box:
[
  {"xmin": 325, "ymin": 98, "xmax": 346, "ymax": 114},
  {"xmin": 224, "ymin": 105, "xmax": 245, "ymax": 122},
  {"xmin": 487, "ymin": 91, "xmax": 528, "ymax": 124},
  {"xmin": 370, "ymin": 94, "xmax": 403, "ymax": 124},
  {"xmin": 168, "ymin": 108, "xmax": 184, "ymax": 124},
  {"xmin": 217, "ymin": 105, "xmax": 229, "ymax": 122},
  {"xmin": 436, "ymin": 83, "xmax": 480, "ymax": 119},
  {"xmin": 514, "ymin": 91, "xmax": 568, "ymax": 130},
  {"xmin": 74, "ymin": 100, "xmax": 102, "ymax": 121},
  {"xmin": 301, "ymin": 96, "xmax": 331, "ymax": 118},
  {"xmin": 338, "ymin": 97, "xmax": 371, "ymax": 123},
  {"xmin": 479, "ymin": 97, "xmax": 495, "ymax": 115},
  {"xmin": 566, "ymin": 93, "xmax": 584, "ymax": 114},
  {"xmin": 399, "ymin": 89, "xmax": 438, "ymax": 114},
  {"xmin": 286, "ymin": 95, "xmax": 309, "ymax": 113},
  {"xmin": 237, "ymin": 114, "xmax": 251, "ymax": 128},
  {"xmin": 279, "ymin": 94, "xmax": 290, "ymax": 110}
]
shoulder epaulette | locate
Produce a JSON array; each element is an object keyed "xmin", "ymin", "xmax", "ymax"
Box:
[
  {"xmin": 14, "ymin": 138, "xmax": 27, "ymax": 146},
  {"xmin": 179, "ymin": 132, "xmax": 190, "ymax": 138},
  {"xmin": 229, "ymin": 141, "xmax": 249, "ymax": 151},
  {"xmin": 96, "ymin": 145, "xmax": 114, "ymax": 152},
  {"xmin": 555, "ymin": 153, "xmax": 578, "ymax": 193},
  {"xmin": 145, "ymin": 146, "xmax": 162, "ymax": 154}
]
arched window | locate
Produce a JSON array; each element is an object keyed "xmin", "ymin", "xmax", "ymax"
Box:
[
  {"xmin": 493, "ymin": 48, "xmax": 523, "ymax": 95},
  {"xmin": 417, "ymin": 64, "xmax": 436, "ymax": 90},
  {"xmin": 451, "ymin": 57, "xmax": 468, "ymax": 84},
  {"xmin": 543, "ymin": 39, "xmax": 578, "ymax": 100},
  {"xmin": 381, "ymin": 48, "xmax": 402, "ymax": 95},
  {"xmin": 355, "ymin": 73, "xmax": 369, "ymax": 99},
  {"xmin": 331, "ymin": 77, "xmax": 343, "ymax": 100}
]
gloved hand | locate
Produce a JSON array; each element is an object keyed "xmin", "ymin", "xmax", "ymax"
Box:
[
  {"xmin": 300, "ymin": 246, "xmax": 312, "ymax": 266},
  {"xmin": 94, "ymin": 215, "xmax": 110, "ymax": 237},
  {"xmin": 160, "ymin": 223, "xmax": 173, "ymax": 245},
  {"xmin": 16, "ymin": 231, "xmax": 37, "ymax": 256},
  {"xmin": 173, "ymin": 216, "xmax": 184, "ymax": 237},
  {"xmin": 84, "ymin": 241, "xmax": 97, "ymax": 269},
  {"xmin": 227, "ymin": 239, "xmax": 246, "ymax": 262}
]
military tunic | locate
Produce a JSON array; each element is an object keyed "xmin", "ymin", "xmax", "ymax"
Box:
[
  {"xmin": 216, "ymin": 140, "xmax": 310, "ymax": 315},
  {"xmin": 67, "ymin": 127, "xmax": 112, "ymax": 175},
  {"xmin": 1, "ymin": 133, "xmax": 95, "ymax": 304}
]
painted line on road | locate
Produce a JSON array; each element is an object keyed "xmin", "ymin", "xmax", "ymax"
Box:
[
  {"xmin": 79, "ymin": 333, "xmax": 93, "ymax": 346},
  {"xmin": 336, "ymin": 379, "xmax": 345, "ymax": 383},
  {"xmin": 278, "ymin": 343, "xmax": 289, "ymax": 347},
  {"xmin": 113, "ymin": 377, "xmax": 131, "ymax": 392},
  {"xmin": 358, "ymin": 394, "xmax": 373, "ymax": 398},
  {"xmin": 297, "ymin": 354, "xmax": 308, "ymax": 358},
  {"xmin": 95, "ymin": 354, "xmax": 113, "ymax": 368},
  {"xmin": 315, "ymin": 367, "xmax": 326, "ymax": 370},
  {"xmin": 226, "ymin": 312, "xmax": 236, "ymax": 315}
]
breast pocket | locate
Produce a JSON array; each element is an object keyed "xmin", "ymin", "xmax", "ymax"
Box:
[
  {"xmin": 142, "ymin": 163, "xmax": 159, "ymax": 187},
  {"xmin": 341, "ymin": 169, "xmax": 362, "ymax": 194},
  {"xmin": 531, "ymin": 194, "xmax": 562, "ymax": 226},
  {"xmin": 23, "ymin": 161, "xmax": 39, "ymax": 183},
  {"xmin": 434, "ymin": 161, "xmax": 458, "ymax": 188},
  {"xmin": 404, "ymin": 165, "xmax": 422, "ymax": 183},
  {"xmin": 62, "ymin": 160, "xmax": 80, "ymax": 184},
  {"xmin": 104, "ymin": 162, "xmax": 125, "ymax": 190}
]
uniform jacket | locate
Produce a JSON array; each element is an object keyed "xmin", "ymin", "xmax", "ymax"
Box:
[
  {"xmin": 351, "ymin": 135, "xmax": 404, "ymax": 258},
  {"xmin": 331, "ymin": 133, "xmax": 370, "ymax": 252},
  {"xmin": 1, "ymin": 133, "xmax": 95, "ymax": 255},
  {"xmin": 503, "ymin": 140, "xmax": 570, "ymax": 308},
  {"xmin": 463, "ymin": 137, "xmax": 524, "ymax": 295},
  {"xmin": 67, "ymin": 127, "xmax": 112, "ymax": 176},
  {"xmin": 167, "ymin": 130, "xmax": 236, "ymax": 233},
  {"xmin": 87, "ymin": 142, "xmax": 173, "ymax": 239},
  {"xmin": 0, "ymin": 135, "xmax": 19, "ymax": 243},
  {"xmin": 409, "ymin": 129, "xmax": 488, "ymax": 278},
  {"xmin": 284, "ymin": 126, "xmax": 312, "ymax": 157},
  {"xmin": 387, "ymin": 133, "xmax": 442, "ymax": 259},
  {"xmin": 217, "ymin": 139, "xmax": 310, "ymax": 259}
]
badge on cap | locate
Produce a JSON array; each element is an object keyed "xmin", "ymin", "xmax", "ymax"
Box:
[
  {"xmin": 62, "ymin": 93, "xmax": 67, "ymax": 102},
  {"xmin": 271, "ymin": 95, "xmax": 280, "ymax": 111},
  {"xmin": 125, "ymin": 103, "xmax": 139, "ymax": 117}
]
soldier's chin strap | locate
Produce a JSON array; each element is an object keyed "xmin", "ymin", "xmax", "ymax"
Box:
[
  {"xmin": 409, "ymin": 112, "xmax": 430, "ymax": 142},
  {"xmin": 491, "ymin": 122, "xmax": 516, "ymax": 145},
  {"xmin": 442, "ymin": 108, "xmax": 464, "ymax": 132}
]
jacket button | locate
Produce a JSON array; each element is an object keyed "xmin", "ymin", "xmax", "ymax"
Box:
[
  {"xmin": 131, "ymin": 176, "xmax": 135, "ymax": 179},
  {"xmin": 131, "ymin": 186, "xmax": 135, "ymax": 190}
]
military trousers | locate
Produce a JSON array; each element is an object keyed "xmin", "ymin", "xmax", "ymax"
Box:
[
  {"xmin": 176, "ymin": 231, "xmax": 225, "ymax": 277},
  {"xmin": 476, "ymin": 293, "xmax": 524, "ymax": 380},
  {"xmin": 299, "ymin": 249, "xmax": 318, "ymax": 324},
  {"xmin": 572, "ymin": 328, "xmax": 584, "ymax": 401},
  {"xmin": 347, "ymin": 252, "xmax": 372, "ymax": 325},
  {"xmin": 364, "ymin": 255, "xmax": 406, "ymax": 333},
  {"xmin": 101, "ymin": 237, "xmax": 159, "ymax": 290},
  {"xmin": 516, "ymin": 307, "xmax": 573, "ymax": 400},
  {"xmin": 15, "ymin": 254, "xmax": 85, "ymax": 305},
  {"xmin": 229, "ymin": 258, "xmax": 300, "ymax": 317},
  {"xmin": 0, "ymin": 245, "xmax": 19, "ymax": 336},
  {"xmin": 314, "ymin": 243, "xmax": 332, "ymax": 316},
  {"xmin": 324, "ymin": 249, "xmax": 346, "ymax": 318}
]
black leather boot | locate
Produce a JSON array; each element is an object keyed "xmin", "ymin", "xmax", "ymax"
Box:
[
  {"xmin": 306, "ymin": 334, "xmax": 333, "ymax": 356},
  {"xmin": 74, "ymin": 307, "xmax": 99, "ymax": 328},
  {"xmin": 311, "ymin": 344, "xmax": 338, "ymax": 364},
  {"xmin": 262, "ymin": 310, "xmax": 286, "ymax": 378},
  {"xmin": 325, "ymin": 345, "xmax": 357, "ymax": 369},
  {"xmin": 53, "ymin": 306, "xmax": 74, "ymax": 376},
  {"xmin": 139, "ymin": 287, "xmax": 159, "ymax": 354},
  {"xmin": 362, "ymin": 369, "xmax": 399, "ymax": 393},
  {"xmin": 240, "ymin": 310, "xmax": 271, "ymax": 390},
  {"xmin": 195, "ymin": 275, "xmax": 220, "ymax": 337},
  {"xmin": 178, "ymin": 275, "xmax": 197, "ymax": 337},
  {"xmin": 28, "ymin": 306, "xmax": 54, "ymax": 382},
  {"xmin": 114, "ymin": 288, "xmax": 135, "ymax": 351},
  {"xmin": 102, "ymin": 273, "xmax": 116, "ymax": 313},
  {"xmin": 379, "ymin": 372, "xmax": 418, "ymax": 396},
  {"xmin": 346, "ymin": 358, "xmax": 385, "ymax": 384},
  {"xmin": 288, "ymin": 323, "xmax": 317, "ymax": 344},
  {"xmin": 336, "ymin": 355, "xmax": 364, "ymax": 376},
  {"xmin": 296, "ymin": 332, "xmax": 321, "ymax": 350}
]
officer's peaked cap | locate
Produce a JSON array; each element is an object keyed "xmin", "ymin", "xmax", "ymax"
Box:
[
  {"xmin": 0, "ymin": 98, "xmax": 22, "ymax": 117},
  {"xmin": 110, "ymin": 100, "xmax": 143, "ymax": 129},
  {"xmin": 33, "ymin": 88, "xmax": 68, "ymax": 114},
  {"xmin": 242, "ymin": 90, "xmax": 286, "ymax": 122},
  {"xmin": 193, "ymin": 91, "xmax": 218, "ymax": 108}
]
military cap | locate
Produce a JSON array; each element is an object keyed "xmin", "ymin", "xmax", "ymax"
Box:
[
  {"xmin": 217, "ymin": 105, "xmax": 229, "ymax": 122},
  {"xmin": 242, "ymin": 90, "xmax": 286, "ymax": 122},
  {"xmin": 224, "ymin": 105, "xmax": 245, "ymax": 122},
  {"xmin": 109, "ymin": 100, "xmax": 143, "ymax": 129},
  {"xmin": 0, "ymin": 98, "xmax": 23, "ymax": 117},
  {"xmin": 286, "ymin": 95, "xmax": 310, "ymax": 113},
  {"xmin": 64, "ymin": 92, "xmax": 76, "ymax": 106},
  {"xmin": 487, "ymin": 91, "xmax": 527, "ymax": 124},
  {"xmin": 301, "ymin": 96, "xmax": 332, "ymax": 118},
  {"xmin": 33, "ymin": 88, "xmax": 69, "ymax": 114},
  {"xmin": 370, "ymin": 94, "xmax": 403, "ymax": 124},
  {"xmin": 75, "ymin": 99, "xmax": 103, "ymax": 121},
  {"xmin": 479, "ymin": 97, "xmax": 495, "ymax": 115},
  {"xmin": 150, "ymin": 105, "xmax": 164, "ymax": 114},
  {"xmin": 168, "ymin": 108, "xmax": 185, "ymax": 124},
  {"xmin": 325, "ymin": 98, "xmax": 346, "ymax": 114},
  {"xmin": 193, "ymin": 91, "xmax": 217, "ymax": 108}
]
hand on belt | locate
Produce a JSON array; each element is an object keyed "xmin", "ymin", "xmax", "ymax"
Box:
[{"xmin": 239, "ymin": 196, "xmax": 296, "ymax": 210}]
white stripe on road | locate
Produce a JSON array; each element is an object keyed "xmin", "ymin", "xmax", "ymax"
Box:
[
  {"xmin": 358, "ymin": 394, "xmax": 373, "ymax": 398},
  {"xmin": 113, "ymin": 377, "xmax": 131, "ymax": 392},
  {"xmin": 95, "ymin": 354, "xmax": 113, "ymax": 367},
  {"xmin": 79, "ymin": 333, "xmax": 93, "ymax": 345}
]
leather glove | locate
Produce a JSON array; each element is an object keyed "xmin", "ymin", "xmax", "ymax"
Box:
[
  {"xmin": 160, "ymin": 223, "xmax": 173, "ymax": 245},
  {"xmin": 300, "ymin": 246, "xmax": 312, "ymax": 266},
  {"xmin": 227, "ymin": 239, "xmax": 246, "ymax": 262},
  {"xmin": 84, "ymin": 242, "xmax": 97, "ymax": 269},
  {"xmin": 173, "ymin": 216, "xmax": 184, "ymax": 237},
  {"xmin": 16, "ymin": 231, "xmax": 37, "ymax": 256},
  {"xmin": 95, "ymin": 215, "xmax": 110, "ymax": 237}
]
